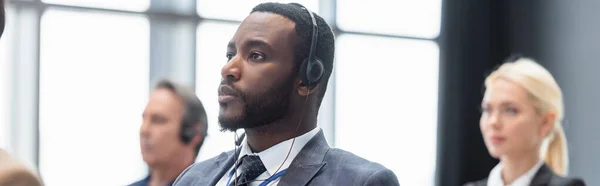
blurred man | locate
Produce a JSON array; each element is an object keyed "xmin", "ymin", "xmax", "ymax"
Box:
[
  {"xmin": 174, "ymin": 2, "xmax": 399, "ymax": 186},
  {"xmin": 129, "ymin": 79, "xmax": 208, "ymax": 186}
]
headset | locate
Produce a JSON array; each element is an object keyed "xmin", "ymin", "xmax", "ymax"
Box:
[
  {"xmin": 180, "ymin": 113, "xmax": 197, "ymax": 144},
  {"xmin": 230, "ymin": 4, "xmax": 321, "ymax": 185},
  {"xmin": 298, "ymin": 4, "xmax": 324, "ymax": 88},
  {"xmin": 181, "ymin": 126, "xmax": 196, "ymax": 144},
  {"xmin": 235, "ymin": 133, "xmax": 246, "ymax": 146}
]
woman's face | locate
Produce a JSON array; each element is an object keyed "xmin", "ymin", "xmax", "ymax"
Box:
[{"xmin": 480, "ymin": 79, "xmax": 552, "ymax": 159}]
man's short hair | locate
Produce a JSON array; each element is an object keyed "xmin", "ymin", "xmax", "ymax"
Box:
[
  {"xmin": 153, "ymin": 79, "xmax": 208, "ymax": 158},
  {"xmin": 251, "ymin": 2, "xmax": 336, "ymax": 109}
]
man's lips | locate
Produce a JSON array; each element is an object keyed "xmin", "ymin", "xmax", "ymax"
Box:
[
  {"xmin": 218, "ymin": 85, "xmax": 239, "ymax": 97},
  {"xmin": 218, "ymin": 85, "xmax": 239, "ymax": 103}
]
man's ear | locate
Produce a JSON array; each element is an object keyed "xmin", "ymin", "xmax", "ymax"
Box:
[
  {"xmin": 296, "ymin": 78, "xmax": 319, "ymax": 96},
  {"xmin": 190, "ymin": 124, "xmax": 204, "ymax": 146}
]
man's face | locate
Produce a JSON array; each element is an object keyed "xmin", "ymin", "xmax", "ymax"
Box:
[
  {"xmin": 218, "ymin": 12, "xmax": 299, "ymax": 131},
  {"xmin": 140, "ymin": 88, "xmax": 189, "ymax": 167}
]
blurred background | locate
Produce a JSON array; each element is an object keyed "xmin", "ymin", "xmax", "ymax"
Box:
[{"xmin": 0, "ymin": 0, "xmax": 597, "ymax": 186}]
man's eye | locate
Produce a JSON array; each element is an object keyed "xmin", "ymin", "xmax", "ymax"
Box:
[
  {"xmin": 226, "ymin": 53, "xmax": 234, "ymax": 61},
  {"xmin": 250, "ymin": 52, "xmax": 265, "ymax": 61}
]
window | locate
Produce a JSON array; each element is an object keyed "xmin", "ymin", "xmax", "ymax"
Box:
[
  {"xmin": 0, "ymin": 6, "xmax": 15, "ymax": 150},
  {"xmin": 335, "ymin": 34, "xmax": 439, "ymax": 186},
  {"xmin": 195, "ymin": 21, "xmax": 240, "ymax": 162},
  {"xmin": 38, "ymin": 9, "xmax": 149, "ymax": 186},
  {"xmin": 42, "ymin": 0, "xmax": 150, "ymax": 12},
  {"xmin": 197, "ymin": 0, "xmax": 319, "ymax": 22},
  {"xmin": 337, "ymin": 0, "xmax": 442, "ymax": 39}
]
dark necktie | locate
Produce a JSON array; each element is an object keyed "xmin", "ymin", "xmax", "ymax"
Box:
[{"xmin": 230, "ymin": 155, "xmax": 267, "ymax": 186}]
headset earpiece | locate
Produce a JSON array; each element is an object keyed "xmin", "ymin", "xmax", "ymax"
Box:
[
  {"xmin": 180, "ymin": 119, "xmax": 196, "ymax": 144},
  {"xmin": 298, "ymin": 5, "xmax": 324, "ymax": 88},
  {"xmin": 299, "ymin": 57, "xmax": 324, "ymax": 88}
]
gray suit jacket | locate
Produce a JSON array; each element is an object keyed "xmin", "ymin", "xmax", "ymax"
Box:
[{"xmin": 173, "ymin": 130, "xmax": 400, "ymax": 186}]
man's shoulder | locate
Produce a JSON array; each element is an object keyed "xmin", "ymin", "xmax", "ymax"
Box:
[
  {"xmin": 192, "ymin": 151, "xmax": 233, "ymax": 170},
  {"xmin": 173, "ymin": 150, "xmax": 235, "ymax": 185},
  {"xmin": 324, "ymin": 148, "xmax": 390, "ymax": 172},
  {"xmin": 320, "ymin": 148, "xmax": 400, "ymax": 185}
]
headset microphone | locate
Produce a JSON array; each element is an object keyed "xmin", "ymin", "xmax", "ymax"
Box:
[{"xmin": 235, "ymin": 132, "xmax": 246, "ymax": 146}]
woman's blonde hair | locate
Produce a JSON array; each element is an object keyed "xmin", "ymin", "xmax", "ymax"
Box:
[{"xmin": 484, "ymin": 57, "xmax": 568, "ymax": 176}]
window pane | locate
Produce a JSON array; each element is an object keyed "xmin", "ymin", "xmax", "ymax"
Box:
[
  {"xmin": 42, "ymin": 0, "xmax": 149, "ymax": 12},
  {"xmin": 39, "ymin": 9, "xmax": 149, "ymax": 186},
  {"xmin": 197, "ymin": 0, "xmax": 319, "ymax": 22},
  {"xmin": 195, "ymin": 21, "xmax": 240, "ymax": 162},
  {"xmin": 335, "ymin": 34, "xmax": 439, "ymax": 186},
  {"xmin": 337, "ymin": 0, "xmax": 442, "ymax": 39},
  {"xmin": 0, "ymin": 6, "xmax": 15, "ymax": 150}
]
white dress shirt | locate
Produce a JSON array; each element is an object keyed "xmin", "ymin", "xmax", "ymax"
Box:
[
  {"xmin": 216, "ymin": 127, "xmax": 321, "ymax": 186},
  {"xmin": 487, "ymin": 160, "xmax": 544, "ymax": 186}
]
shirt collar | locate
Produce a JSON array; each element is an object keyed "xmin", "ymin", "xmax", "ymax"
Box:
[
  {"xmin": 487, "ymin": 160, "xmax": 544, "ymax": 186},
  {"xmin": 237, "ymin": 127, "xmax": 321, "ymax": 176}
]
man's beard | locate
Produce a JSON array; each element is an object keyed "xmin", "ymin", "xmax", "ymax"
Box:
[{"xmin": 218, "ymin": 76, "xmax": 294, "ymax": 132}]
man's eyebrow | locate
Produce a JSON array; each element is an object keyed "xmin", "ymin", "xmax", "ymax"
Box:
[
  {"xmin": 227, "ymin": 41, "xmax": 235, "ymax": 50},
  {"xmin": 240, "ymin": 39, "xmax": 274, "ymax": 53},
  {"xmin": 228, "ymin": 39, "xmax": 274, "ymax": 52},
  {"xmin": 244, "ymin": 39, "xmax": 271, "ymax": 49}
]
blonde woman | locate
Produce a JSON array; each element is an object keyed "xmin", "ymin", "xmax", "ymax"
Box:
[{"xmin": 465, "ymin": 58, "xmax": 585, "ymax": 186}]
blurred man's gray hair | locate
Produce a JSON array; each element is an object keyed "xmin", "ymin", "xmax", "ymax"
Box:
[{"xmin": 153, "ymin": 78, "xmax": 208, "ymax": 157}]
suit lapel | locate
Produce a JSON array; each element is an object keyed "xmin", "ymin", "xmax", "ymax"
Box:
[
  {"xmin": 530, "ymin": 164, "xmax": 553, "ymax": 185},
  {"xmin": 209, "ymin": 149, "xmax": 240, "ymax": 186},
  {"xmin": 278, "ymin": 130, "xmax": 329, "ymax": 186}
]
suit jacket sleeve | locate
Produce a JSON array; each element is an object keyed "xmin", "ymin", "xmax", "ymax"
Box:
[{"xmin": 364, "ymin": 168, "xmax": 400, "ymax": 186}]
